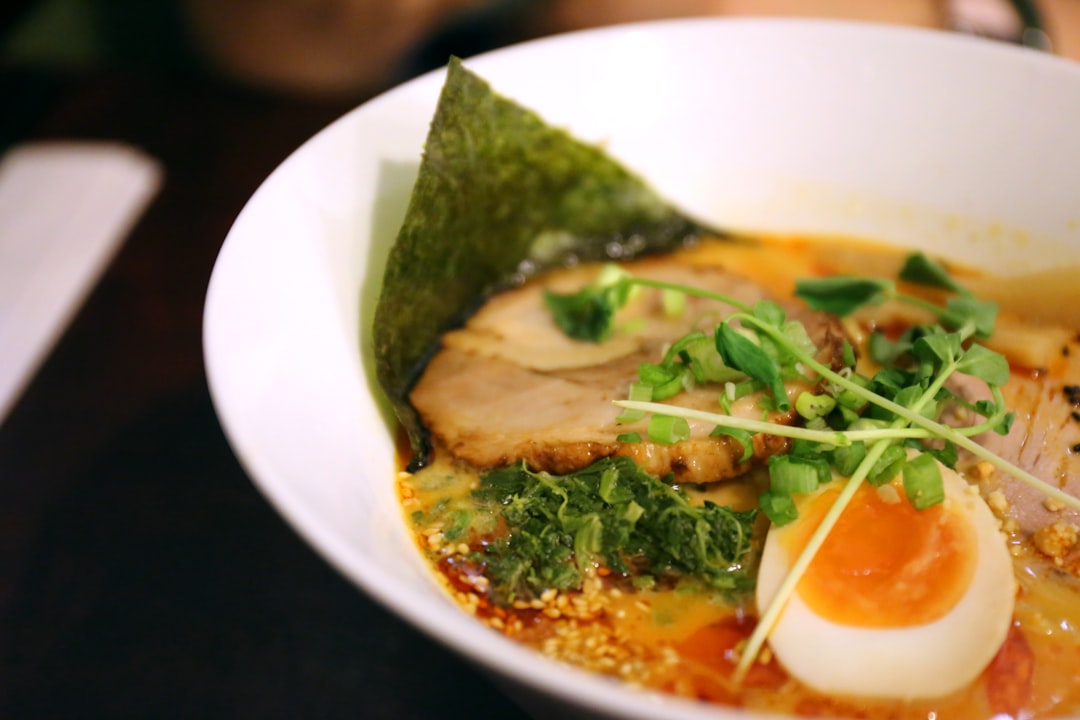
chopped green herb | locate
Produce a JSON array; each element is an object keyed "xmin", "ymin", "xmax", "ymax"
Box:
[{"xmin": 471, "ymin": 457, "xmax": 756, "ymax": 604}]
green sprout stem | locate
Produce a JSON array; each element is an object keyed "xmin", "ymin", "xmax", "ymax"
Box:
[
  {"xmin": 614, "ymin": 401, "xmax": 931, "ymax": 445},
  {"xmin": 894, "ymin": 291, "xmax": 956, "ymax": 324},
  {"xmin": 625, "ymin": 277, "xmax": 755, "ymax": 314}
]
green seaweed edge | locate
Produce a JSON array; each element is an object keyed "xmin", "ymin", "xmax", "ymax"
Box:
[{"xmin": 373, "ymin": 57, "xmax": 723, "ymax": 467}]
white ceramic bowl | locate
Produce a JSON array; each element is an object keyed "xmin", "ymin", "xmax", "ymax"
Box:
[{"xmin": 204, "ymin": 18, "xmax": 1080, "ymax": 720}]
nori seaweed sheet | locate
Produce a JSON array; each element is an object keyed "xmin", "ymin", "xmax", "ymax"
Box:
[{"xmin": 373, "ymin": 57, "xmax": 722, "ymax": 466}]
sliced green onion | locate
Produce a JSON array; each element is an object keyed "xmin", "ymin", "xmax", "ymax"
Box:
[
  {"xmin": 759, "ymin": 490, "xmax": 799, "ymax": 526},
  {"xmin": 616, "ymin": 382, "xmax": 653, "ymax": 423},
  {"xmin": 638, "ymin": 363, "xmax": 687, "ymax": 401},
  {"xmin": 710, "ymin": 426, "xmax": 755, "ymax": 463},
  {"xmin": 662, "ymin": 288, "xmax": 686, "ymax": 317},
  {"xmin": 638, "ymin": 362, "xmax": 674, "ymax": 385},
  {"xmin": 769, "ymin": 454, "xmax": 828, "ymax": 494},
  {"xmin": 841, "ymin": 339, "xmax": 857, "ymax": 368},
  {"xmin": 661, "ymin": 331, "xmax": 708, "ymax": 365},
  {"xmin": 868, "ymin": 444, "xmax": 907, "ymax": 486},
  {"xmin": 789, "ymin": 438, "xmax": 829, "ymax": 459},
  {"xmin": 923, "ymin": 439, "xmax": 958, "ymax": 469},
  {"xmin": 838, "ymin": 405, "xmax": 862, "ymax": 426},
  {"xmin": 795, "ymin": 392, "xmax": 837, "ymax": 421},
  {"xmin": 836, "ymin": 374, "xmax": 871, "ymax": 410},
  {"xmin": 616, "ymin": 432, "xmax": 642, "ymax": 443},
  {"xmin": 648, "ymin": 414, "xmax": 691, "ymax": 444},
  {"xmin": 683, "ymin": 336, "xmax": 743, "ymax": 384},
  {"xmin": 902, "ymin": 452, "xmax": 945, "ymax": 510},
  {"xmin": 832, "ymin": 441, "xmax": 867, "ymax": 477}
]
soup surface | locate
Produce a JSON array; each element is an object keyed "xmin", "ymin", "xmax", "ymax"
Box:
[{"xmin": 397, "ymin": 235, "xmax": 1080, "ymax": 718}]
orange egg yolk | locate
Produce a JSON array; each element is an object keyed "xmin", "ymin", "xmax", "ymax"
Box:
[{"xmin": 783, "ymin": 483, "xmax": 977, "ymax": 628}]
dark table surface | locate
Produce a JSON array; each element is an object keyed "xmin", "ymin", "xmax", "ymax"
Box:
[{"xmin": 0, "ymin": 68, "xmax": 533, "ymax": 720}]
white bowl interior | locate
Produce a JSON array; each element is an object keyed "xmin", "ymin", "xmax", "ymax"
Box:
[{"xmin": 204, "ymin": 17, "xmax": 1080, "ymax": 720}]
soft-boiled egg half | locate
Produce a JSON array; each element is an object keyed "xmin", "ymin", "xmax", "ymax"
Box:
[{"xmin": 756, "ymin": 457, "xmax": 1016, "ymax": 700}]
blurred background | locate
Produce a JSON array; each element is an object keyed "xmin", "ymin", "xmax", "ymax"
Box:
[
  {"xmin": 2, "ymin": 0, "xmax": 1079, "ymax": 98},
  {"xmin": 0, "ymin": 2, "xmax": 1077, "ymax": 719}
]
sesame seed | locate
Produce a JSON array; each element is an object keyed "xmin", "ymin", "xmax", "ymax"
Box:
[{"xmin": 1044, "ymin": 497, "xmax": 1066, "ymax": 512}]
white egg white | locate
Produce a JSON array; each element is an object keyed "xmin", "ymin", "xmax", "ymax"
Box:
[{"xmin": 756, "ymin": 460, "xmax": 1016, "ymax": 700}]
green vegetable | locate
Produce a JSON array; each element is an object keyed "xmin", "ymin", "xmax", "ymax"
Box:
[
  {"xmin": 769, "ymin": 454, "xmax": 829, "ymax": 494},
  {"xmin": 867, "ymin": 444, "xmax": 907, "ymax": 486},
  {"xmin": 831, "ymin": 441, "xmax": 867, "ymax": 476},
  {"xmin": 898, "ymin": 251, "xmax": 967, "ymax": 294},
  {"xmin": 903, "ymin": 452, "xmax": 945, "ymax": 510},
  {"xmin": 614, "ymin": 382, "xmax": 652, "ymax": 424},
  {"xmin": 647, "ymin": 414, "xmax": 691, "ymax": 444},
  {"xmin": 794, "ymin": 276, "xmax": 891, "ymax": 316},
  {"xmin": 545, "ymin": 264, "xmax": 635, "ymax": 341},
  {"xmin": 470, "ymin": 457, "xmax": 757, "ymax": 604},
  {"xmin": 758, "ymin": 490, "xmax": 798, "ymax": 527},
  {"xmin": 715, "ymin": 323, "xmax": 790, "ymax": 411},
  {"xmin": 795, "ymin": 392, "xmax": 836, "ymax": 421},
  {"xmin": 710, "ymin": 425, "xmax": 755, "ymax": 463},
  {"xmin": 373, "ymin": 58, "xmax": 722, "ymax": 464}
]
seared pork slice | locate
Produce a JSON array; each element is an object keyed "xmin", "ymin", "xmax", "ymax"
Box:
[
  {"xmin": 440, "ymin": 260, "xmax": 769, "ymax": 372},
  {"xmin": 410, "ymin": 258, "xmax": 845, "ymax": 484},
  {"xmin": 950, "ymin": 333, "xmax": 1080, "ymax": 567}
]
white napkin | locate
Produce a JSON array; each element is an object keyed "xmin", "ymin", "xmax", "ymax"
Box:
[{"xmin": 0, "ymin": 141, "xmax": 163, "ymax": 426}]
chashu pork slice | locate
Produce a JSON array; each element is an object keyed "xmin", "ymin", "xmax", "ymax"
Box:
[
  {"xmin": 410, "ymin": 257, "xmax": 846, "ymax": 484},
  {"xmin": 950, "ymin": 330, "xmax": 1080, "ymax": 568}
]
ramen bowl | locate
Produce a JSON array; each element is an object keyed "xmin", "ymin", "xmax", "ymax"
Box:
[{"xmin": 203, "ymin": 17, "xmax": 1080, "ymax": 720}]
